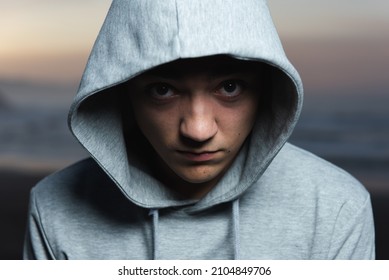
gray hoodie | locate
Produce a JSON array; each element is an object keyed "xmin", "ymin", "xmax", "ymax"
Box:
[{"xmin": 24, "ymin": 0, "xmax": 375, "ymax": 259}]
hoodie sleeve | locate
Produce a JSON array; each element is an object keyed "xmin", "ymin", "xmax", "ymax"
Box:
[
  {"xmin": 327, "ymin": 195, "xmax": 375, "ymax": 259},
  {"xmin": 23, "ymin": 189, "xmax": 56, "ymax": 260}
]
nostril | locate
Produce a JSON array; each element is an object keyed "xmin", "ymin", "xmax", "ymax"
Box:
[
  {"xmin": 179, "ymin": 118, "xmax": 218, "ymax": 143},
  {"xmin": 179, "ymin": 134, "xmax": 209, "ymax": 147}
]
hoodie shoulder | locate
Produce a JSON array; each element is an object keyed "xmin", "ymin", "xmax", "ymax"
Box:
[
  {"xmin": 270, "ymin": 143, "xmax": 370, "ymax": 204},
  {"xmin": 32, "ymin": 158, "xmax": 107, "ymax": 198},
  {"xmin": 30, "ymin": 158, "xmax": 126, "ymax": 225},
  {"xmin": 25, "ymin": 159, "xmax": 147, "ymax": 259},
  {"xmin": 254, "ymin": 143, "xmax": 374, "ymax": 259}
]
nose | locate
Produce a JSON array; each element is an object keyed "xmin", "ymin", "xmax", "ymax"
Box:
[{"xmin": 179, "ymin": 95, "xmax": 218, "ymax": 143}]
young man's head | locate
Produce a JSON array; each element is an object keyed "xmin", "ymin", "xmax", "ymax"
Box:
[
  {"xmin": 127, "ymin": 55, "xmax": 264, "ymax": 198},
  {"xmin": 69, "ymin": 0, "xmax": 302, "ymax": 205}
]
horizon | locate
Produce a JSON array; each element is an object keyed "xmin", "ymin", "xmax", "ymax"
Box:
[
  {"xmin": 1, "ymin": 0, "xmax": 388, "ymax": 94},
  {"xmin": 0, "ymin": 1, "xmax": 388, "ymax": 197}
]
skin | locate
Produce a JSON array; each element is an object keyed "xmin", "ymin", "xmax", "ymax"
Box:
[{"xmin": 128, "ymin": 56, "xmax": 262, "ymax": 199}]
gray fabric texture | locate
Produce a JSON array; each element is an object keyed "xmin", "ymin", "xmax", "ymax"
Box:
[{"xmin": 24, "ymin": 0, "xmax": 375, "ymax": 259}]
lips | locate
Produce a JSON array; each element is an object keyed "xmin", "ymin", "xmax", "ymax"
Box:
[{"xmin": 177, "ymin": 150, "xmax": 220, "ymax": 162}]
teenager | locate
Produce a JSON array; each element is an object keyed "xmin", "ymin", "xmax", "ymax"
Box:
[{"xmin": 24, "ymin": 0, "xmax": 374, "ymax": 259}]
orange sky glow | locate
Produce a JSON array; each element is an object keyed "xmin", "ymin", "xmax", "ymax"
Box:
[{"xmin": 1, "ymin": 0, "xmax": 388, "ymax": 92}]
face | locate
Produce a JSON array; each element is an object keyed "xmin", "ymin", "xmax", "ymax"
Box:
[{"xmin": 128, "ymin": 56, "xmax": 261, "ymax": 196}]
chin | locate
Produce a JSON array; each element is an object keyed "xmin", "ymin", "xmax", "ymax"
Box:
[
  {"xmin": 182, "ymin": 177, "xmax": 215, "ymax": 184},
  {"xmin": 177, "ymin": 169, "xmax": 221, "ymax": 185}
]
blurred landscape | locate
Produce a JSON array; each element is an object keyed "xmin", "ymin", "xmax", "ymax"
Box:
[
  {"xmin": 1, "ymin": 80, "xmax": 388, "ymax": 187},
  {"xmin": 1, "ymin": 75, "xmax": 388, "ymax": 260},
  {"xmin": 1, "ymin": 0, "xmax": 388, "ymax": 260},
  {"xmin": 0, "ymin": 80, "xmax": 87, "ymax": 172}
]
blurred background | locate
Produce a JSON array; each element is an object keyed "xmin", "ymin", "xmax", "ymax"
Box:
[{"xmin": 1, "ymin": 0, "xmax": 388, "ymax": 259}]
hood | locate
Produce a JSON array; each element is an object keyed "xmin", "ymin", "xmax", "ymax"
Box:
[{"xmin": 68, "ymin": 0, "xmax": 303, "ymax": 212}]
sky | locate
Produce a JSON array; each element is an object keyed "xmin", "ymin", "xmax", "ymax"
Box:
[{"xmin": 1, "ymin": 0, "xmax": 388, "ymax": 92}]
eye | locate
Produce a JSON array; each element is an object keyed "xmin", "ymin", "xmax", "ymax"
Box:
[
  {"xmin": 217, "ymin": 80, "xmax": 243, "ymax": 98},
  {"xmin": 148, "ymin": 83, "xmax": 175, "ymax": 99}
]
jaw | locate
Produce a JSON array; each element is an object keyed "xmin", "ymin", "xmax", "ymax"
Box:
[{"xmin": 152, "ymin": 154, "xmax": 229, "ymax": 199}]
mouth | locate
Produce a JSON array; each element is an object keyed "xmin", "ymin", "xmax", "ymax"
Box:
[{"xmin": 177, "ymin": 150, "xmax": 220, "ymax": 162}]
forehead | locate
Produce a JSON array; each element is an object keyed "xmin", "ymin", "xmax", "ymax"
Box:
[{"xmin": 138, "ymin": 55, "xmax": 263, "ymax": 80}]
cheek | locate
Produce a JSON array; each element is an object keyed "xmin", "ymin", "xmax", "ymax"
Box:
[
  {"xmin": 131, "ymin": 103, "xmax": 156, "ymax": 138},
  {"xmin": 132, "ymin": 105, "xmax": 177, "ymax": 145},
  {"xmin": 243, "ymin": 100, "xmax": 259, "ymax": 121},
  {"xmin": 241, "ymin": 95, "xmax": 260, "ymax": 131},
  {"xmin": 219, "ymin": 100, "xmax": 259, "ymax": 141}
]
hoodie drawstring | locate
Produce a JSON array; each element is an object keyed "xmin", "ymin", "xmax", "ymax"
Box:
[
  {"xmin": 149, "ymin": 199, "xmax": 241, "ymax": 260},
  {"xmin": 149, "ymin": 209, "xmax": 159, "ymax": 260},
  {"xmin": 232, "ymin": 199, "xmax": 241, "ymax": 260}
]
